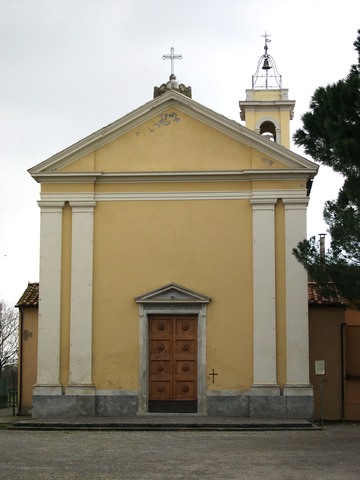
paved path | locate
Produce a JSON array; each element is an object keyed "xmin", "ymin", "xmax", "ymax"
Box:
[{"xmin": 1, "ymin": 423, "xmax": 359, "ymax": 479}]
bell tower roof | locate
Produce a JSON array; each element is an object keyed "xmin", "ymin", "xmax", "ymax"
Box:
[{"xmin": 252, "ymin": 32, "xmax": 282, "ymax": 89}]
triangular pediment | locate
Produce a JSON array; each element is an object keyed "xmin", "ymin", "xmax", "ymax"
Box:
[
  {"xmin": 135, "ymin": 283, "xmax": 211, "ymax": 304},
  {"xmin": 28, "ymin": 90, "xmax": 318, "ymax": 182}
]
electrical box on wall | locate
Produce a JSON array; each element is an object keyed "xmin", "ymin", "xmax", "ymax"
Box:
[{"xmin": 315, "ymin": 360, "xmax": 326, "ymax": 375}]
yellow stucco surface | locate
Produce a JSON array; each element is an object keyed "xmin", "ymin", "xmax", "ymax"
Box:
[
  {"xmin": 41, "ymin": 183, "xmax": 95, "ymax": 193},
  {"xmin": 58, "ymin": 152, "xmax": 95, "ymax": 173},
  {"xmin": 94, "ymin": 109, "xmax": 251, "ymax": 172},
  {"xmin": 90, "ymin": 199, "xmax": 253, "ymax": 390},
  {"xmin": 57, "ymin": 108, "xmax": 295, "ymax": 174}
]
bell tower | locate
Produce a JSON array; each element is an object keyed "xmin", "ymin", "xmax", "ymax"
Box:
[{"xmin": 239, "ymin": 33, "xmax": 295, "ymax": 149}]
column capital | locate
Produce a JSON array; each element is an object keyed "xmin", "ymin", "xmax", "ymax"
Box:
[
  {"xmin": 282, "ymin": 198, "xmax": 309, "ymax": 208},
  {"xmin": 38, "ymin": 201, "xmax": 65, "ymax": 211},
  {"xmin": 69, "ymin": 201, "xmax": 96, "ymax": 211},
  {"xmin": 250, "ymin": 198, "xmax": 277, "ymax": 208}
]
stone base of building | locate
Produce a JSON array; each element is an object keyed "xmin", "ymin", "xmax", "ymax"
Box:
[
  {"xmin": 207, "ymin": 388, "xmax": 313, "ymax": 419},
  {"xmin": 31, "ymin": 388, "xmax": 313, "ymax": 419},
  {"xmin": 32, "ymin": 394, "xmax": 139, "ymax": 419}
]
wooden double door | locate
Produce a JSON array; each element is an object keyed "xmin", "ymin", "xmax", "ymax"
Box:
[{"xmin": 149, "ymin": 315, "xmax": 198, "ymax": 413}]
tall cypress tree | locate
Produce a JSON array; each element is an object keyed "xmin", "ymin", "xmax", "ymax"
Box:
[{"xmin": 293, "ymin": 30, "xmax": 360, "ymax": 307}]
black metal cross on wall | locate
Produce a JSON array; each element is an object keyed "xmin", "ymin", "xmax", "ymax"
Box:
[{"xmin": 209, "ymin": 368, "xmax": 218, "ymax": 384}]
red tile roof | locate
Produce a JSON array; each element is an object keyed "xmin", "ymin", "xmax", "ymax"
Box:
[
  {"xmin": 308, "ymin": 281, "xmax": 346, "ymax": 306},
  {"xmin": 16, "ymin": 282, "xmax": 39, "ymax": 307}
]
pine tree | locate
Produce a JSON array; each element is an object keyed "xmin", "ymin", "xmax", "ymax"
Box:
[{"xmin": 293, "ymin": 30, "xmax": 360, "ymax": 307}]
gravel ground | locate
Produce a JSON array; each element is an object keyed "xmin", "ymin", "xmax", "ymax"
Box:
[{"xmin": 0, "ymin": 423, "xmax": 359, "ymax": 479}]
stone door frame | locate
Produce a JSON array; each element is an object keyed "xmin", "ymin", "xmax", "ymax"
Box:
[{"xmin": 135, "ymin": 283, "xmax": 211, "ymax": 415}]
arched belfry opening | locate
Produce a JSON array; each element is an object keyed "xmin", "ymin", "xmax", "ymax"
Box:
[
  {"xmin": 259, "ymin": 120, "xmax": 276, "ymax": 142},
  {"xmin": 239, "ymin": 32, "xmax": 295, "ymax": 149}
]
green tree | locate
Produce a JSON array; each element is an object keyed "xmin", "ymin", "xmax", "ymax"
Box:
[{"xmin": 293, "ymin": 30, "xmax": 360, "ymax": 307}]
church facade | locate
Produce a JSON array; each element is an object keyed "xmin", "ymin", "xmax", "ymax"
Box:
[{"xmin": 28, "ymin": 51, "xmax": 318, "ymax": 418}]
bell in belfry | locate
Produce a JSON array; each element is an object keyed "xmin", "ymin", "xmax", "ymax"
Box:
[{"xmin": 262, "ymin": 57, "xmax": 271, "ymax": 70}]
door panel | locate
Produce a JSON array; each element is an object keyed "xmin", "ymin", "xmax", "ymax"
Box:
[{"xmin": 149, "ymin": 315, "xmax": 197, "ymax": 407}]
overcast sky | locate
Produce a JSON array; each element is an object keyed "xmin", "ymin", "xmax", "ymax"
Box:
[{"xmin": 0, "ymin": 0, "xmax": 358, "ymax": 304}]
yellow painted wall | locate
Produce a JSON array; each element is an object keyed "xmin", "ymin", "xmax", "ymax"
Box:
[
  {"xmin": 94, "ymin": 109, "xmax": 252, "ymax": 172},
  {"xmin": 41, "ymin": 183, "xmax": 95, "ymax": 194},
  {"xmin": 58, "ymin": 152, "xmax": 95, "ymax": 173},
  {"xmin": 58, "ymin": 108, "xmax": 292, "ymax": 174},
  {"xmin": 19, "ymin": 307, "xmax": 38, "ymax": 414},
  {"xmin": 91, "ymin": 198, "xmax": 253, "ymax": 391}
]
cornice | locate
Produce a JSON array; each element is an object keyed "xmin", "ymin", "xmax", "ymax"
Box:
[
  {"xmin": 97, "ymin": 169, "xmax": 316, "ymax": 183},
  {"xmin": 39, "ymin": 189, "xmax": 308, "ymax": 203},
  {"xmin": 30, "ymin": 173, "xmax": 101, "ymax": 184},
  {"xmin": 31, "ymin": 168, "xmax": 317, "ymax": 185}
]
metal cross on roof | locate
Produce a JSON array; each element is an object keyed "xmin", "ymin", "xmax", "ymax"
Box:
[
  {"xmin": 162, "ymin": 47, "xmax": 182, "ymax": 76},
  {"xmin": 261, "ymin": 31, "xmax": 271, "ymax": 54}
]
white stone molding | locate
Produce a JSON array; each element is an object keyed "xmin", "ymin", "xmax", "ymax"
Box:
[
  {"xmin": 276, "ymin": 128, "xmax": 281, "ymax": 145},
  {"xmin": 39, "ymin": 189, "xmax": 308, "ymax": 203},
  {"xmin": 283, "ymin": 199, "xmax": 312, "ymax": 391},
  {"xmin": 65, "ymin": 201, "xmax": 96, "ymax": 394},
  {"xmin": 33, "ymin": 202, "xmax": 64, "ymax": 394},
  {"xmin": 34, "ymin": 168, "xmax": 317, "ymax": 185},
  {"xmin": 254, "ymin": 116, "xmax": 280, "ymax": 132},
  {"xmin": 250, "ymin": 199, "xmax": 280, "ymax": 394}
]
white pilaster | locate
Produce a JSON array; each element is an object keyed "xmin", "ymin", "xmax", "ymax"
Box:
[
  {"xmin": 283, "ymin": 199, "xmax": 312, "ymax": 393},
  {"xmin": 34, "ymin": 202, "xmax": 64, "ymax": 395},
  {"xmin": 251, "ymin": 199, "xmax": 279, "ymax": 394},
  {"xmin": 66, "ymin": 201, "xmax": 96, "ymax": 394}
]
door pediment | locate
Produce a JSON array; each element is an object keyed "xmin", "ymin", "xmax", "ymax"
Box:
[{"xmin": 135, "ymin": 283, "xmax": 211, "ymax": 304}]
